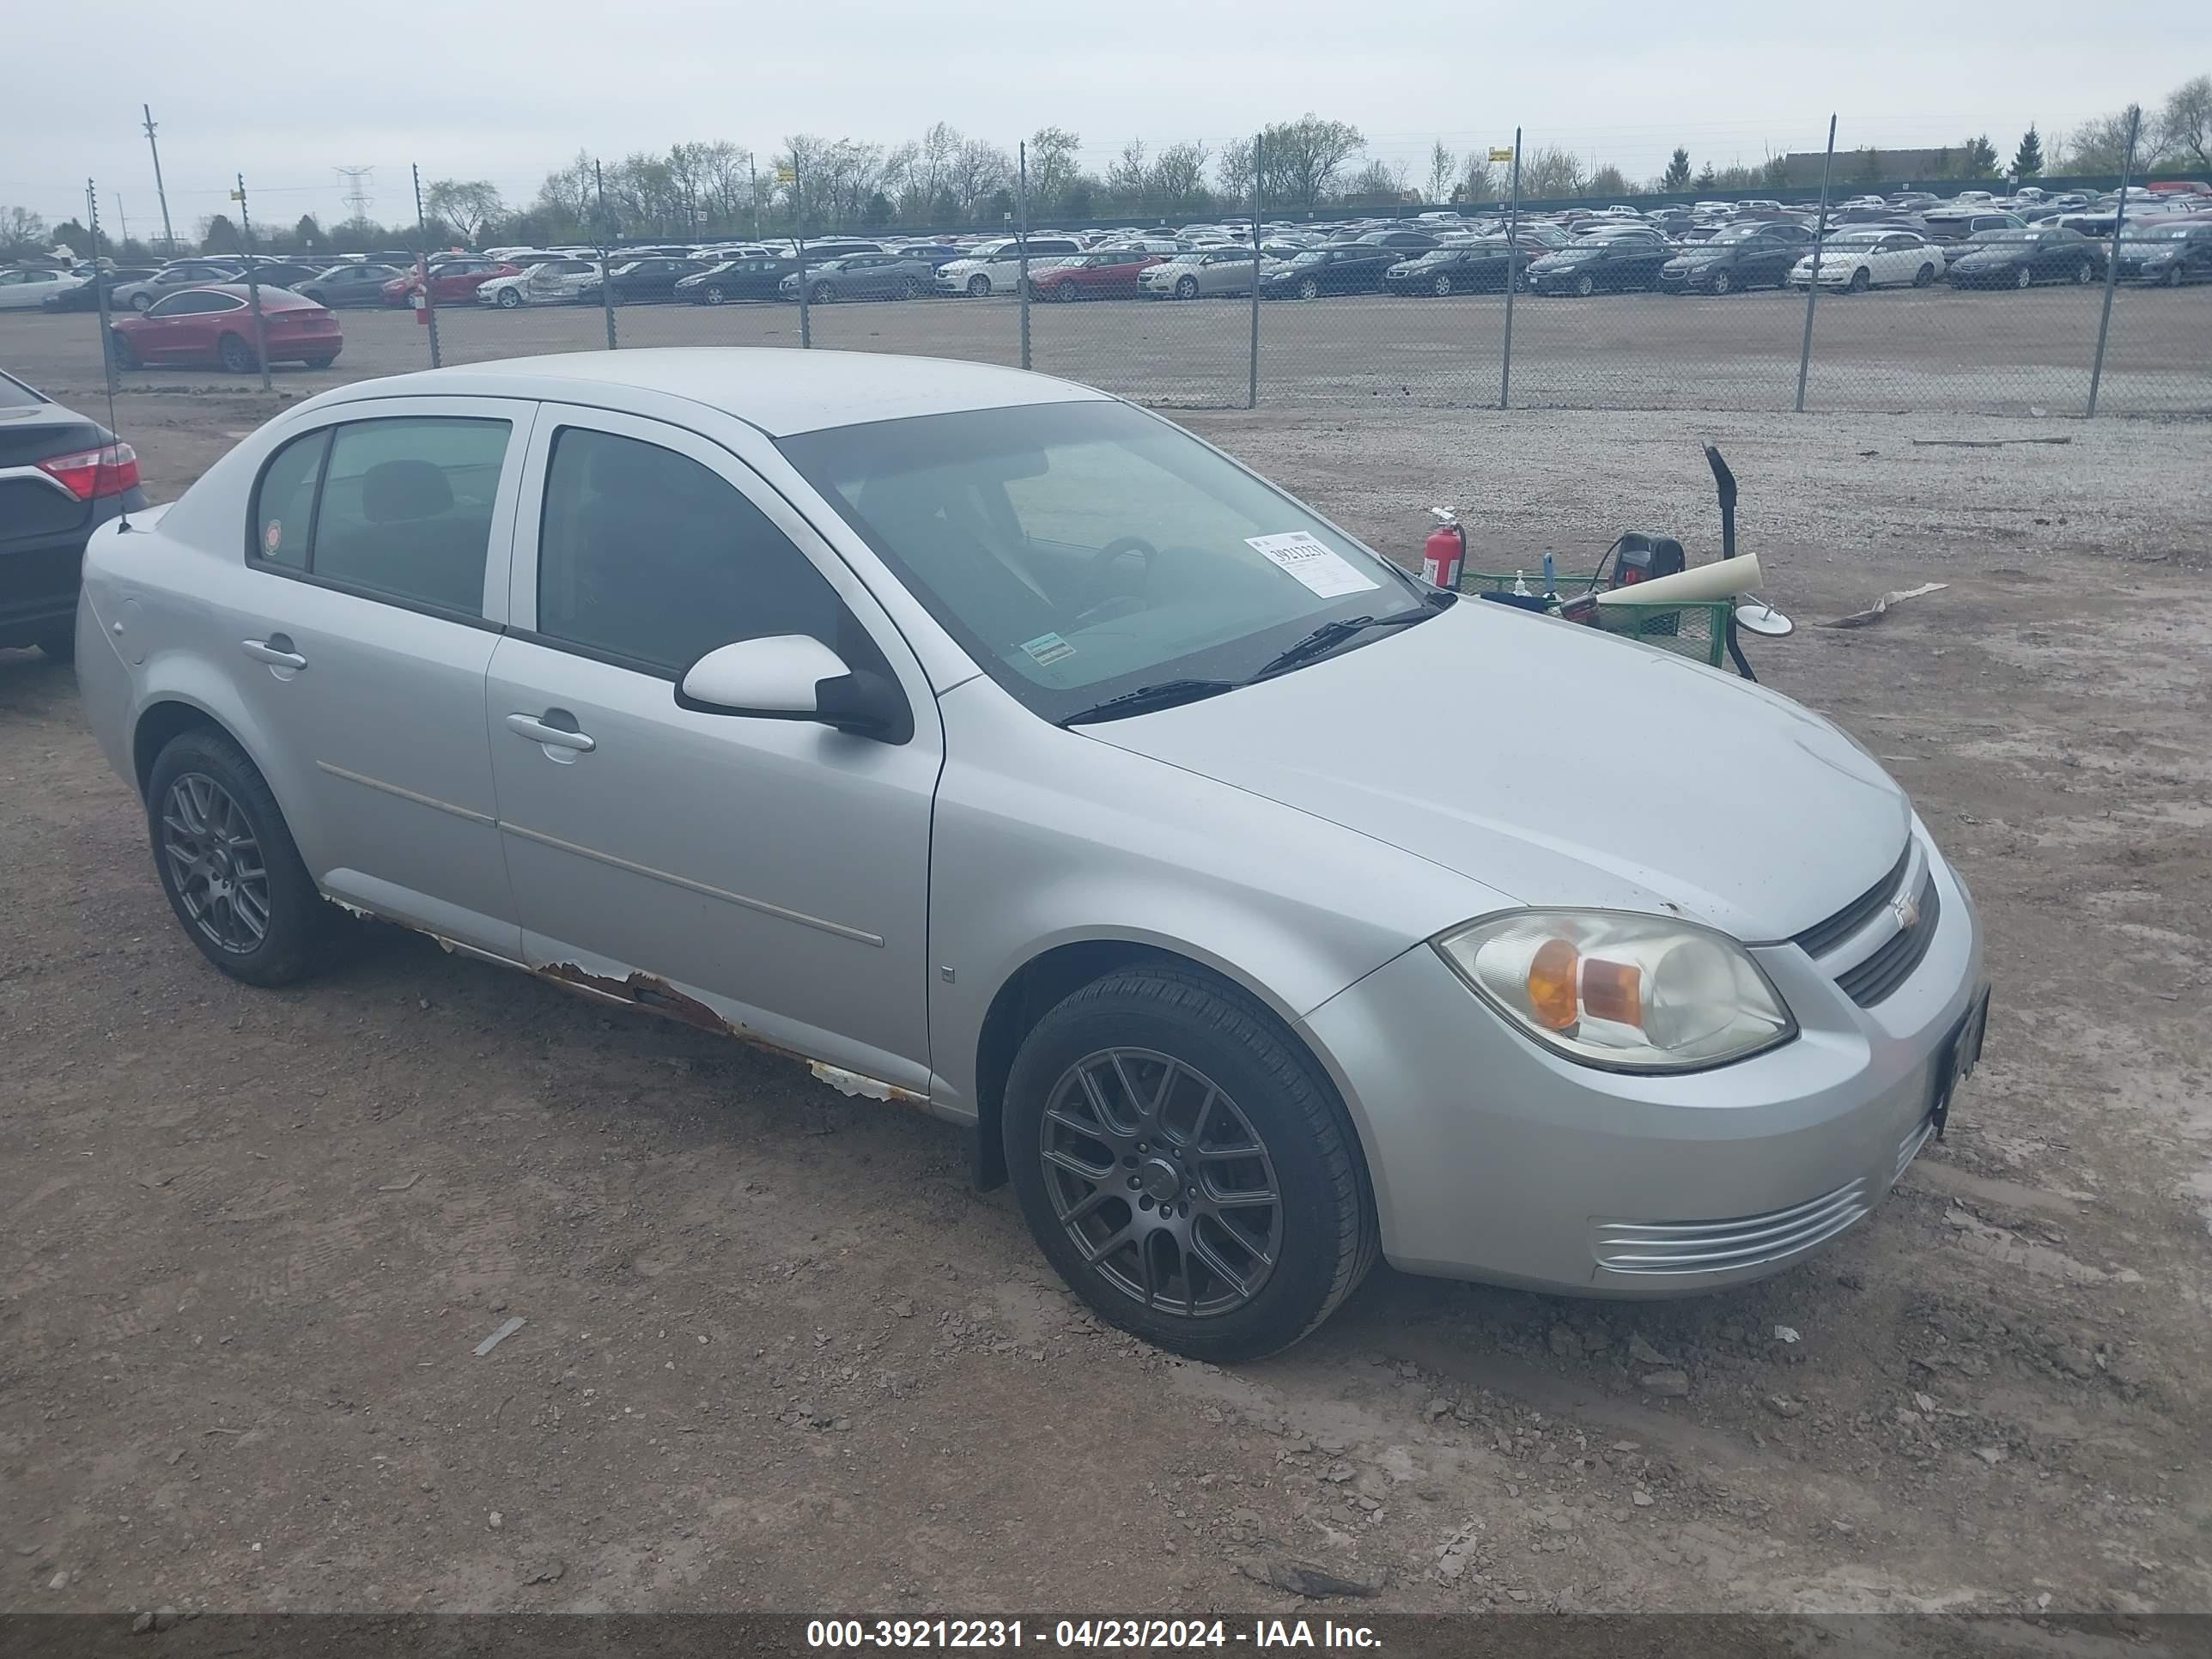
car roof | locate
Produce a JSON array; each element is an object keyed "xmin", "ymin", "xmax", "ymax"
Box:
[{"xmin": 305, "ymin": 349, "xmax": 1112, "ymax": 437}]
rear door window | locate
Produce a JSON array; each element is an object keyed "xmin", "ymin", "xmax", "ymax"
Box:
[{"xmin": 294, "ymin": 417, "xmax": 513, "ymax": 615}]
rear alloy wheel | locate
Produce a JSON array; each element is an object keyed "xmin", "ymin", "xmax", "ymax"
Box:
[
  {"xmin": 148, "ymin": 730, "xmax": 346, "ymax": 987},
  {"xmin": 497, "ymin": 287, "xmax": 522, "ymax": 308},
  {"xmin": 967, "ymin": 273, "xmax": 992, "ymax": 297},
  {"xmin": 1176, "ymin": 276, "xmax": 1200, "ymax": 300},
  {"xmin": 1575, "ymin": 272, "xmax": 1596, "ymax": 297},
  {"xmin": 2075, "ymin": 261, "xmax": 2095, "ymax": 285},
  {"xmin": 1848, "ymin": 267, "xmax": 1871, "ymax": 293},
  {"xmin": 2014, "ymin": 266, "xmax": 2033, "ymax": 290},
  {"xmin": 1005, "ymin": 963, "xmax": 1376, "ymax": 1361},
  {"xmin": 1913, "ymin": 263, "xmax": 1936, "ymax": 288},
  {"xmin": 216, "ymin": 333, "xmax": 256, "ymax": 374},
  {"xmin": 1431, "ymin": 273, "xmax": 1453, "ymax": 296}
]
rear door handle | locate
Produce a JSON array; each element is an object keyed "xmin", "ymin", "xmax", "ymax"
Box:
[
  {"xmin": 241, "ymin": 637, "xmax": 307, "ymax": 670},
  {"xmin": 505, "ymin": 712, "xmax": 596, "ymax": 753}
]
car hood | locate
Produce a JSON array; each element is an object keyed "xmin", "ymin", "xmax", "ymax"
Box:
[
  {"xmin": 1079, "ymin": 599, "xmax": 1908, "ymax": 941},
  {"xmin": 1953, "ymin": 248, "xmax": 2027, "ymax": 264}
]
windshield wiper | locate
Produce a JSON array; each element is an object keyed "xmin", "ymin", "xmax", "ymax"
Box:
[
  {"xmin": 1249, "ymin": 596, "xmax": 1447, "ymax": 682},
  {"xmin": 1056, "ymin": 678, "xmax": 1239, "ymax": 727}
]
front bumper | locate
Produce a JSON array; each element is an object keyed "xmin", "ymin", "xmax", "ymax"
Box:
[{"xmin": 1298, "ymin": 840, "xmax": 1986, "ymax": 1297}]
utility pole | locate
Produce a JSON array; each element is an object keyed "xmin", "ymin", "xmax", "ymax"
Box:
[
  {"xmin": 234, "ymin": 175, "xmax": 273, "ymax": 392},
  {"xmin": 115, "ymin": 195, "xmax": 128, "ymax": 250},
  {"xmin": 142, "ymin": 105, "xmax": 176, "ymax": 253}
]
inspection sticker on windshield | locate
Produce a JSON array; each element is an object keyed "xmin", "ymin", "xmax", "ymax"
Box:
[
  {"xmin": 1246, "ymin": 532, "xmax": 1379, "ymax": 599},
  {"xmin": 1020, "ymin": 631, "xmax": 1077, "ymax": 667}
]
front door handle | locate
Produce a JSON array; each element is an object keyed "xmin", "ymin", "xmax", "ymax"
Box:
[
  {"xmin": 241, "ymin": 637, "xmax": 307, "ymax": 670},
  {"xmin": 505, "ymin": 712, "xmax": 596, "ymax": 753}
]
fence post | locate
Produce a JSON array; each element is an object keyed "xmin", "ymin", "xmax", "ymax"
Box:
[
  {"xmin": 1499, "ymin": 129, "xmax": 1522, "ymax": 410},
  {"xmin": 1793, "ymin": 115, "xmax": 1838, "ymax": 414},
  {"xmin": 411, "ymin": 163, "xmax": 441, "ymax": 371},
  {"xmin": 1017, "ymin": 142, "xmax": 1031, "ymax": 373},
  {"xmin": 2086, "ymin": 106, "xmax": 2141, "ymax": 418},
  {"xmin": 1248, "ymin": 133, "xmax": 1262, "ymax": 410},
  {"xmin": 595, "ymin": 160, "xmax": 617, "ymax": 350},
  {"xmin": 235, "ymin": 174, "xmax": 273, "ymax": 393},
  {"xmin": 795, "ymin": 158, "xmax": 811, "ymax": 350}
]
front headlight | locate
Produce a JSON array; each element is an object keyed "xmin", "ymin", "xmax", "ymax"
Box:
[{"xmin": 1433, "ymin": 910, "xmax": 1795, "ymax": 1073}]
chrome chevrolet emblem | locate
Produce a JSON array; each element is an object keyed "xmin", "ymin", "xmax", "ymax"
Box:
[{"xmin": 1892, "ymin": 892, "xmax": 1921, "ymax": 931}]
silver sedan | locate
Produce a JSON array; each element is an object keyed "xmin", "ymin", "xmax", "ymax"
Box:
[
  {"xmin": 1138, "ymin": 247, "xmax": 1270, "ymax": 299},
  {"xmin": 76, "ymin": 350, "xmax": 1986, "ymax": 1360}
]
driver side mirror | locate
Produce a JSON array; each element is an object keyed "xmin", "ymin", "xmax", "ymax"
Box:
[{"xmin": 676, "ymin": 635, "xmax": 909, "ymax": 743}]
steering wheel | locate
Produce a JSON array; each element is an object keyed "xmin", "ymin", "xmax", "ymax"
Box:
[{"xmin": 1074, "ymin": 535, "xmax": 1159, "ymax": 619}]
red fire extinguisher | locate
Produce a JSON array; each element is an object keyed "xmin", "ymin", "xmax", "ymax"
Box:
[{"xmin": 1421, "ymin": 507, "xmax": 1467, "ymax": 592}]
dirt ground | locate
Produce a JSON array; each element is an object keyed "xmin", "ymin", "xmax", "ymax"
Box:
[{"xmin": 2, "ymin": 384, "xmax": 2209, "ymax": 1622}]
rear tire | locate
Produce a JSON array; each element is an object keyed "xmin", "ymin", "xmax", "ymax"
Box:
[
  {"xmin": 216, "ymin": 333, "xmax": 256, "ymax": 374},
  {"xmin": 146, "ymin": 730, "xmax": 347, "ymax": 988},
  {"xmin": 1003, "ymin": 963, "xmax": 1378, "ymax": 1362}
]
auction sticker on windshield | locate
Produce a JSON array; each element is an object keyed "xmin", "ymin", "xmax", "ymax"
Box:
[{"xmin": 1245, "ymin": 532, "xmax": 1379, "ymax": 599}]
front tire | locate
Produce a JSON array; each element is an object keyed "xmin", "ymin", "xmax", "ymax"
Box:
[
  {"xmin": 1176, "ymin": 276, "xmax": 1200, "ymax": 300},
  {"xmin": 2075, "ymin": 261, "xmax": 2095, "ymax": 285},
  {"xmin": 2166, "ymin": 265, "xmax": 2185, "ymax": 289},
  {"xmin": 1004, "ymin": 963, "xmax": 1377, "ymax": 1362},
  {"xmin": 1431, "ymin": 273, "xmax": 1453, "ymax": 296},
  {"xmin": 811, "ymin": 281, "xmax": 836, "ymax": 304},
  {"xmin": 1913, "ymin": 262, "xmax": 1936, "ymax": 288},
  {"xmin": 1710, "ymin": 270, "xmax": 1731, "ymax": 295},
  {"xmin": 496, "ymin": 287, "xmax": 522, "ymax": 308},
  {"xmin": 967, "ymin": 274, "xmax": 992, "ymax": 297},
  {"xmin": 1848, "ymin": 266, "xmax": 1871, "ymax": 293},
  {"xmin": 147, "ymin": 730, "xmax": 344, "ymax": 988},
  {"xmin": 2014, "ymin": 266, "xmax": 2033, "ymax": 290},
  {"xmin": 108, "ymin": 331, "xmax": 139, "ymax": 371},
  {"xmin": 1575, "ymin": 272, "xmax": 1595, "ymax": 297}
]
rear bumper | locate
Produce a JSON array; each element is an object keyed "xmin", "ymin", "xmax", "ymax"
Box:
[
  {"xmin": 0, "ymin": 491, "xmax": 143, "ymax": 648},
  {"xmin": 1298, "ymin": 841, "xmax": 1986, "ymax": 1297}
]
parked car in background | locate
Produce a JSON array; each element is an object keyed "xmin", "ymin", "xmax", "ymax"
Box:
[
  {"xmin": 73, "ymin": 349, "xmax": 1988, "ymax": 1360},
  {"xmin": 574, "ymin": 258, "xmax": 708, "ymax": 306},
  {"xmin": 934, "ymin": 238, "xmax": 1085, "ymax": 297},
  {"xmin": 108, "ymin": 285, "xmax": 342, "ymax": 374},
  {"xmin": 2114, "ymin": 222, "xmax": 2212, "ymax": 285},
  {"xmin": 0, "ymin": 368, "xmax": 144, "ymax": 662},
  {"xmin": 1788, "ymin": 230, "xmax": 1942, "ymax": 292},
  {"xmin": 296, "ymin": 264, "xmax": 404, "ymax": 309},
  {"xmin": 1141, "ymin": 246, "xmax": 1269, "ymax": 300},
  {"xmin": 1658, "ymin": 222, "xmax": 1814, "ymax": 295},
  {"xmin": 380, "ymin": 258, "xmax": 518, "ymax": 307},
  {"xmin": 1526, "ymin": 234, "xmax": 1674, "ymax": 296},
  {"xmin": 40, "ymin": 267, "xmax": 161, "ymax": 312},
  {"xmin": 1343, "ymin": 228, "xmax": 1442, "ymax": 253},
  {"xmin": 1921, "ymin": 210, "xmax": 2026, "ymax": 252},
  {"xmin": 231, "ymin": 260, "xmax": 325, "ymax": 290},
  {"xmin": 1259, "ymin": 244, "xmax": 1393, "ymax": 300},
  {"xmin": 780, "ymin": 253, "xmax": 934, "ymax": 303},
  {"xmin": 475, "ymin": 258, "xmax": 600, "ymax": 308},
  {"xmin": 1944, "ymin": 227, "xmax": 2106, "ymax": 289},
  {"xmin": 1026, "ymin": 249, "xmax": 1167, "ymax": 301},
  {"xmin": 677, "ymin": 257, "xmax": 802, "ymax": 305},
  {"xmin": 890, "ymin": 244, "xmax": 969, "ymax": 270},
  {"xmin": 109, "ymin": 262, "xmax": 247, "ymax": 312},
  {"xmin": 0, "ymin": 268, "xmax": 88, "ymax": 309},
  {"xmin": 1381, "ymin": 240, "xmax": 1529, "ymax": 295}
]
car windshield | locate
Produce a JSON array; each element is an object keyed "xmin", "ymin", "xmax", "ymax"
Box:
[
  {"xmin": 0, "ymin": 370, "xmax": 46, "ymax": 410},
  {"xmin": 1288, "ymin": 250, "xmax": 1331, "ymax": 264},
  {"xmin": 778, "ymin": 400, "xmax": 1429, "ymax": 724},
  {"xmin": 2124, "ymin": 226, "xmax": 2192, "ymax": 240},
  {"xmin": 1829, "ymin": 232, "xmax": 1883, "ymax": 246}
]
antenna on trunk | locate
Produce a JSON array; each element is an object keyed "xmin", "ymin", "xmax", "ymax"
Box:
[{"xmin": 86, "ymin": 179, "xmax": 131, "ymax": 532}]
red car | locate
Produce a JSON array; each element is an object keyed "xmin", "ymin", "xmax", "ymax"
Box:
[
  {"xmin": 1026, "ymin": 249, "xmax": 1168, "ymax": 301},
  {"xmin": 380, "ymin": 258, "xmax": 518, "ymax": 307},
  {"xmin": 108, "ymin": 285, "xmax": 342, "ymax": 374}
]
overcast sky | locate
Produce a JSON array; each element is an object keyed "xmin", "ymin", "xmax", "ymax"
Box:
[{"xmin": 6, "ymin": 2, "xmax": 2202, "ymax": 233}]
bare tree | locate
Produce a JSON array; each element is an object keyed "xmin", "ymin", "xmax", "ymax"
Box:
[
  {"xmin": 1457, "ymin": 156, "xmax": 1498, "ymax": 204},
  {"xmin": 2160, "ymin": 74, "xmax": 2212, "ymax": 169},
  {"xmin": 949, "ymin": 137, "xmax": 1012, "ymax": 216},
  {"xmin": 2066, "ymin": 108, "xmax": 2163, "ymax": 172},
  {"xmin": 534, "ymin": 151, "xmax": 597, "ymax": 231},
  {"xmin": 1518, "ymin": 146, "xmax": 1587, "ymax": 199},
  {"xmin": 0, "ymin": 206, "xmax": 52, "ymax": 258},
  {"xmin": 1027, "ymin": 126, "xmax": 1083, "ymax": 207},
  {"xmin": 424, "ymin": 179, "xmax": 505, "ymax": 244},
  {"xmin": 1148, "ymin": 142, "xmax": 1212, "ymax": 212},
  {"xmin": 1425, "ymin": 141, "xmax": 1457, "ymax": 205},
  {"xmin": 1256, "ymin": 114, "xmax": 1365, "ymax": 211},
  {"xmin": 1217, "ymin": 137, "xmax": 1255, "ymax": 204},
  {"xmin": 1106, "ymin": 139, "xmax": 1149, "ymax": 204}
]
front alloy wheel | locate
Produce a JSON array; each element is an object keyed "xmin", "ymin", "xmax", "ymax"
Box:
[
  {"xmin": 1005, "ymin": 963, "xmax": 1377, "ymax": 1360},
  {"xmin": 1575, "ymin": 272, "xmax": 1596, "ymax": 297},
  {"xmin": 497, "ymin": 287, "xmax": 522, "ymax": 308},
  {"xmin": 2014, "ymin": 266, "xmax": 2033, "ymax": 289},
  {"xmin": 1710, "ymin": 270, "xmax": 1731, "ymax": 295}
]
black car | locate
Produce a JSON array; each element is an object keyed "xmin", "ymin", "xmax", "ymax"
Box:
[
  {"xmin": 2114, "ymin": 222, "xmax": 2212, "ymax": 286},
  {"xmin": 674, "ymin": 256, "xmax": 801, "ymax": 305},
  {"xmin": 0, "ymin": 369, "xmax": 148, "ymax": 662},
  {"xmin": 295, "ymin": 263, "xmax": 405, "ymax": 308},
  {"xmin": 1381, "ymin": 240, "xmax": 1528, "ymax": 295},
  {"xmin": 1346, "ymin": 228, "xmax": 1442, "ymax": 252},
  {"xmin": 1260, "ymin": 244, "xmax": 1401, "ymax": 299},
  {"xmin": 577, "ymin": 257, "xmax": 710, "ymax": 304},
  {"xmin": 40, "ymin": 267, "xmax": 162, "ymax": 312},
  {"xmin": 1945, "ymin": 227, "xmax": 2105, "ymax": 289},
  {"xmin": 1527, "ymin": 234, "xmax": 1675, "ymax": 295},
  {"xmin": 1657, "ymin": 222, "xmax": 1813, "ymax": 294}
]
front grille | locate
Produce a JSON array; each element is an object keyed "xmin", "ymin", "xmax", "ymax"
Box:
[
  {"xmin": 1836, "ymin": 873, "xmax": 1941, "ymax": 1006},
  {"xmin": 1592, "ymin": 1179, "xmax": 1870, "ymax": 1276},
  {"xmin": 1793, "ymin": 842, "xmax": 1913, "ymax": 959}
]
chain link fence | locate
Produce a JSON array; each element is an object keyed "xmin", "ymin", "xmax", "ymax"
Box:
[{"xmin": 30, "ymin": 126, "xmax": 2212, "ymax": 421}]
